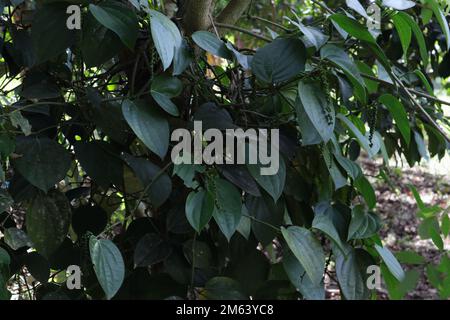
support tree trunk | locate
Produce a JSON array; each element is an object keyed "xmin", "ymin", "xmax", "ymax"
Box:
[{"xmin": 182, "ymin": 0, "xmax": 252, "ymax": 34}]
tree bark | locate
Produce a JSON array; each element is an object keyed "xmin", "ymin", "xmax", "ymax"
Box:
[
  {"xmin": 182, "ymin": 0, "xmax": 215, "ymax": 35},
  {"xmin": 216, "ymin": 0, "xmax": 252, "ymax": 25}
]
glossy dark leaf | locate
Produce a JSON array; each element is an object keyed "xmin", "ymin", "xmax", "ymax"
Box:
[
  {"xmin": 122, "ymin": 99, "xmax": 169, "ymax": 159},
  {"xmin": 281, "ymin": 226, "xmax": 325, "ymax": 285},
  {"xmin": 252, "ymin": 38, "xmax": 306, "ymax": 84},
  {"xmin": 185, "ymin": 189, "xmax": 214, "ymax": 232},
  {"xmin": 192, "ymin": 31, "xmax": 232, "ymax": 59},
  {"xmin": 298, "ymin": 81, "xmax": 335, "ymax": 143},
  {"xmin": 134, "ymin": 233, "xmax": 173, "ymax": 267},
  {"xmin": 31, "ymin": 4, "xmax": 77, "ymax": 63},
  {"xmin": 89, "ymin": 236, "xmax": 125, "ymax": 299},
  {"xmin": 122, "ymin": 153, "xmax": 172, "ymax": 208},
  {"xmin": 150, "ymin": 9, "xmax": 182, "ymax": 70},
  {"xmin": 89, "ymin": 1, "xmax": 138, "ymax": 49},
  {"xmin": 74, "ymin": 141, "xmax": 123, "ymax": 188},
  {"xmin": 26, "ymin": 190, "xmax": 71, "ymax": 258},
  {"xmin": 14, "ymin": 137, "xmax": 71, "ymax": 192},
  {"xmin": 212, "ymin": 178, "xmax": 243, "ymax": 241}
]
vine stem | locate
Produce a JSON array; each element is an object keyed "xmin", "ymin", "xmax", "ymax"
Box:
[
  {"xmin": 215, "ymin": 22, "xmax": 271, "ymax": 42},
  {"xmin": 391, "ymin": 72, "xmax": 450, "ymax": 143},
  {"xmin": 310, "ymin": 0, "xmax": 334, "ymax": 14},
  {"xmin": 247, "ymin": 15, "xmax": 292, "ymax": 32},
  {"xmin": 130, "ymin": 161, "xmax": 173, "ymax": 216},
  {"xmin": 242, "ymin": 214, "xmax": 280, "ymax": 232},
  {"xmin": 359, "ymin": 72, "xmax": 450, "ymax": 108}
]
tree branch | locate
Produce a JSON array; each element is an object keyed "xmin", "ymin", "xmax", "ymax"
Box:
[
  {"xmin": 216, "ymin": 0, "xmax": 252, "ymax": 25},
  {"xmin": 215, "ymin": 22, "xmax": 271, "ymax": 42}
]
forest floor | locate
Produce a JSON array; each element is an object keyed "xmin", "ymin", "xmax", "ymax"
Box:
[{"xmin": 327, "ymin": 156, "xmax": 449, "ymax": 300}]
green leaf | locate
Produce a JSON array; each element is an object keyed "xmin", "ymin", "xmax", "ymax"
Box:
[
  {"xmin": 89, "ymin": 236, "xmax": 125, "ymax": 300},
  {"xmin": 429, "ymin": 221, "xmax": 444, "ymax": 250},
  {"xmin": 151, "ymin": 75, "xmax": 182, "ymax": 116},
  {"xmin": 0, "ymin": 278, "xmax": 10, "ymax": 300},
  {"xmin": 183, "ymin": 240, "xmax": 212, "ymax": 269},
  {"xmin": 335, "ymin": 247, "xmax": 374, "ymax": 300},
  {"xmin": 337, "ymin": 114, "xmax": 380, "ymax": 158},
  {"xmin": 173, "ymin": 157, "xmax": 205, "ymax": 188},
  {"xmin": 122, "ymin": 153, "xmax": 172, "ymax": 208},
  {"xmin": 9, "ymin": 111, "xmax": 31, "ymax": 136},
  {"xmin": 396, "ymin": 12, "xmax": 429, "ymax": 66},
  {"xmin": 428, "ymin": 0, "xmax": 450, "ymax": 50},
  {"xmin": 295, "ymin": 97, "xmax": 323, "ymax": 146},
  {"xmin": 442, "ymin": 213, "xmax": 450, "ymax": 237},
  {"xmin": 0, "ymin": 248, "xmax": 10, "ymax": 267},
  {"xmin": 220, "ymin": 165, "xmax": 261, "ymax": 197},
  {"xmin": 212, "ymin": 178, "xmax": 243, "ymax": 241},
  {"xmin": 13, "ymin": 137, "xmax": 71, "ymax": 192},
  {"xmin": 134, "ymin": 233, "xmax": 173, "ymax": 267},
  {"xmin": 322, "ymin": 146, "xmax": 347, "ymax": 190},
  {"xmin": 375, "ymin": 245, "xmax": 405, "ymax": 281},
  {"xmin": 283, "ymin": 249, "xmax": 325, "ymax": 300},
  {"xmin": 392, "ymin": 13, "xmax": 412, "ymax": 58},
  {"xmin": 0, "ymin": 133, "xmax": 15, "ymax": 158},
  {"xmin": 122, "ymin": 99, "xmax": 169, "ymax": 159},
  {"xmin": 246, "ymin": 194, "xmax": 284, "ymax": 246},
  {"xmin": 354, "ymin": 175, "xmax": 376, "ymax": 209},
  {"xmin": 247, "ymin": 157, "xmax": 286, "ymax": 202},
  {"xmin": 31, "ymin": 3, "xmax": 77, "ymax": 63},
  {"xmin": 346, "ymin": 0, "xmax": 369, "ymax": 19},
  {"xmin": 0, "ymin": 190, "xmax": 13, "ymax": 213},
  {"xmin": 382, "ymin": 0, "xmax": 416, "ymax": 10},
  {"xmin": 288, "ymin": 18, "xmax": 328, "ymax": 50},
  {"xmin": 334, "ymin": 154, "xmax": 361, "ymax": 180},
  {"xmin": 355, "ymin": 61, "xmax": 379, "ymax": 94},
  {"xmin": 312, "ymin": 205, "xmax": 346, "ymax": 253},
  {"xmin": 75, "ymin": 141, "xmax": 123, "ymax": 188},
  {"xmin": 4, "ymin": 228, "xmax": 33, "ymax": 251},
  {"xmin": 150, "ymin": 9, "xmax": 182, "ymax": 70},
  {"xmin": 321, "ymin": 44, "xmax": 367, "ymax": 103},
  {"xmin": 330, "ymin": 14, "xmax": 376, "ymax": 43},
  {"xmin": 414, "ymin": 70, "xmax": 434, "ymax": 95},
  {"xmin": 251, "ymin": 38, "xmax": 306, "ymax": 84},
  {"xmin": 26, "ymin": 190, "xmax": 71, "ymax": 258},
  {"xmin": 382, "ymin": 265, "xmax": 419, "ymax": 299},
  {"xmin": 236, "ymin": 208, "xmax": 251, "ymax": 240},
  {"xmin": 192, "ymin": 31, "xmax": 232, "ymax": 59},
  {"xmin": 81, "ymin": 12, "xmax": 124, "ymax": 68},
  {"xmin": 348, "ymin": 205, "xmax": 381, "ymax": 240},
  {"xmin": 173, "ymin": 40, "xmax": 193, "ymax": 75},
  {"xmin": 408, "ymin": 184, "xmax": 426, "ymax": 211},
  {"xmin": 298, "ymin": 81, "xmax": 335, "ymax": 143},
  {"xmin": 379, "ymin": 94, "xmax": 411, "ymax": 144},
  {"xmin": 281, "ymin": 226, "xmax": 325, "ymax": 285},
  {"xmin": 89, "ymin": 1, "xmax": 138, "ymax": 49},
  {"xmin": 329, "ymin": 14, "xmax": 391, "ymax": 71},
  {"xmin": 185, "ymin": 189, "xmax": 214, "ymax": 232},
  {"xmin": 395, "ymin": 251, "xmax": 426, "ymax": 265},
  {"xmin": 0, "ymin": 247, "xmax": 11, "ymax": 286},
  {"xmin": 202, "ymin": 277, "xmax": 247, "ymax": 300},
  {"xmin": 414, "ymin": 130, "xmax": 429, "ymax": 160}
]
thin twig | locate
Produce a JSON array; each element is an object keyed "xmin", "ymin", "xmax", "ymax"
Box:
[
  {"xmin": 247, "ymin": 15, "xmax": 292, "ymax": 32},
  {"xmin": 391, "ymin": 72, "xmax": 450, "ymax": 143},
  {"xmin": 215, "ymin": 22, "xmax": 271, "ymax": 42}
]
